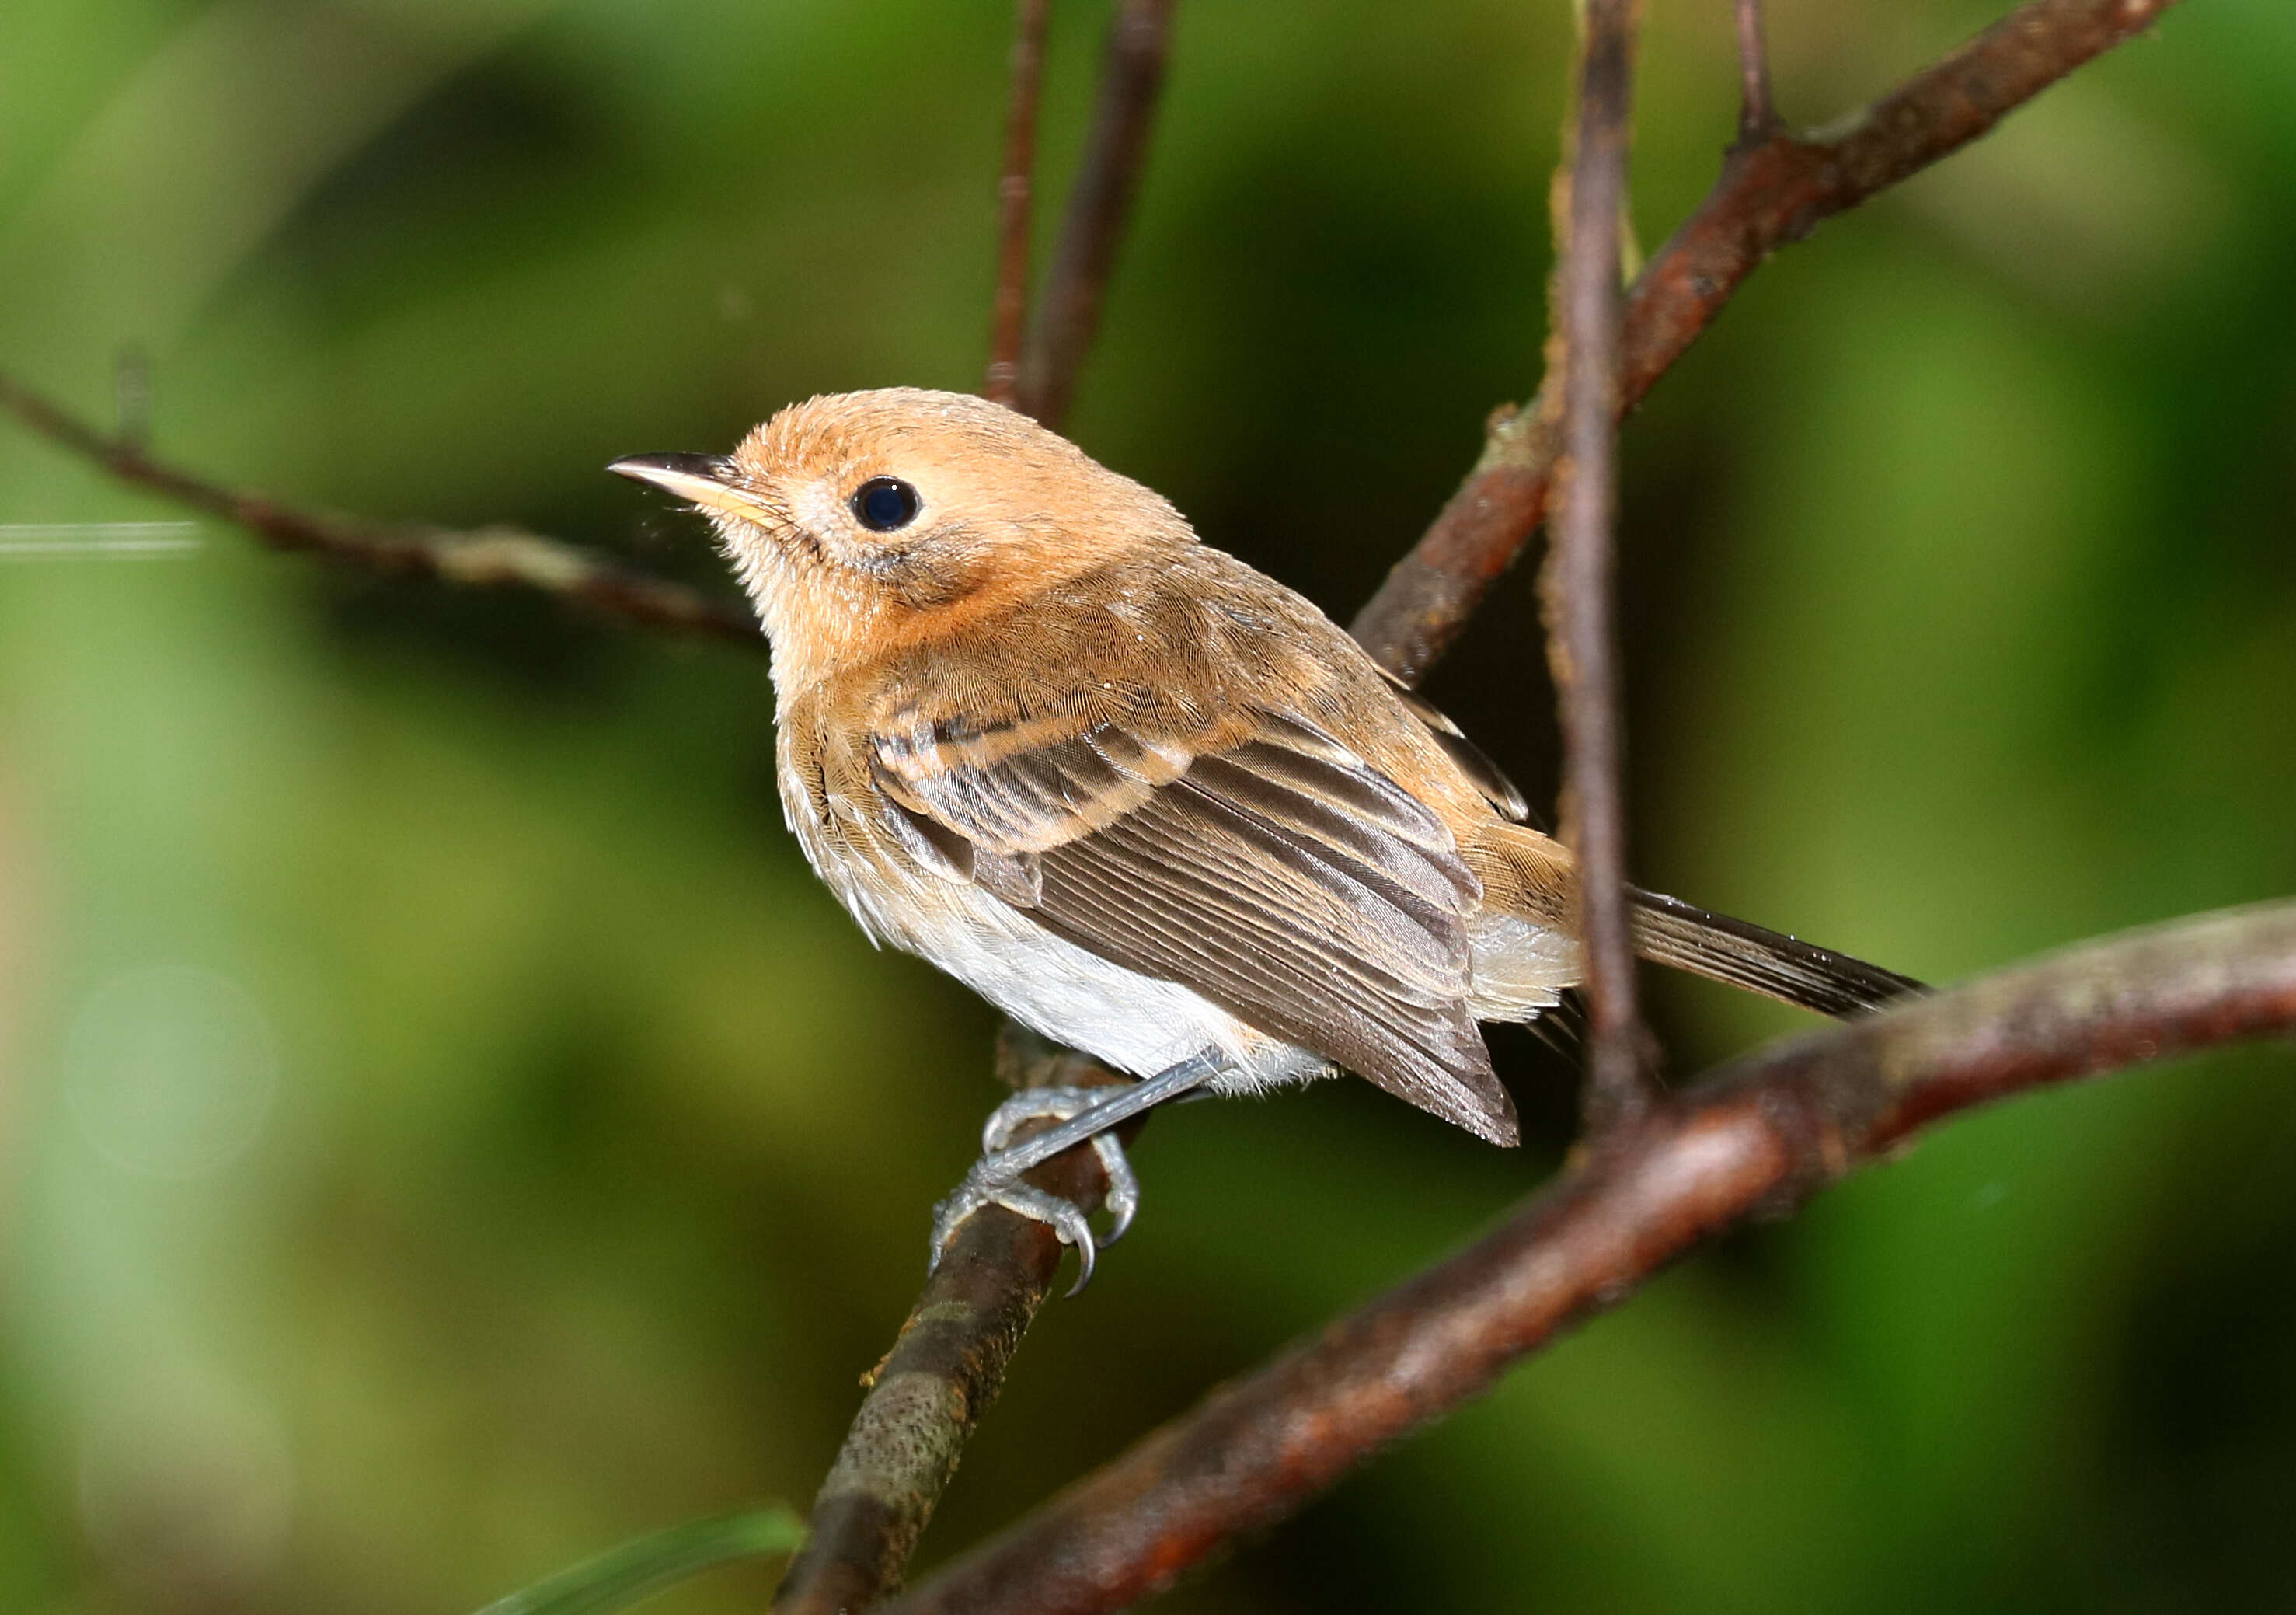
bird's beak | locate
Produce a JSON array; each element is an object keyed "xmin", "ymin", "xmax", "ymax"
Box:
[{"xmin": 608, "ymin": 452, "xmax": 770, "ymax": 523}]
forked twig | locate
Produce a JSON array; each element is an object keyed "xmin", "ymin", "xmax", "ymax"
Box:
[{"xmin": 1350, "ymin": 0, "xmax": 2186, "ymax": 684}]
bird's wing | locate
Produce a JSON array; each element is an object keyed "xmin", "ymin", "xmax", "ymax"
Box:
[
  {"xmin": 1376, "ymin": 669, "xmax": 1533, "ymax": 825},
  {"xmin": 869, "ymin": 699, "xmax": 1517, "ymax": 1143}
]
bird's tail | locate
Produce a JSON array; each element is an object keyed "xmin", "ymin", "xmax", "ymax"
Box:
[
  {"xmin": 1628, "ymin": 885, "xmax": 1923, "ymax": 1017},
  {"xmin": 1465, "ymin": 823, "xmax": 1923, "ymax": 1020}
]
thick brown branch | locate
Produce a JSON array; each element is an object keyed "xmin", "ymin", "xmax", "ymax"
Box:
[
  {"xmin": 1013, "ymin": 0, "xmax": 1176, "ymax": 431},
  {"xmin": 984, "ymin": 0, "xmax": 1053, "ymax": 407},
  {"xmin": 0, "ymin": 370, "xmax": 763, "ymax": 650},
  {"xmin": 771, "ymin": 1031, "xmax": 1136, "ymax": 1614},
  {"xmin": 1350, "ymin": 0, "xmax": 2185, "ymax": 684},
  {"xmin": 1542, "ymin": 0, "xmax": 1652, "ymax": 1130},
  {"xmin": 890, "ymin": 901, "xmax": 2296, "ymax": 1615}
]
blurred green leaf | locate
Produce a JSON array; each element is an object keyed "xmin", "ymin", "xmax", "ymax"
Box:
[{"xmin": 474, "ymin": 1505, "xmax": 804, "ymax": 1615}]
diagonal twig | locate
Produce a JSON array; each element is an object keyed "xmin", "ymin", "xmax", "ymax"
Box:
[
  {"xmin": 772, "ymin": 1032, "xmax": 1135, "ymax": 1614},
  {"xmin": 1013, "ymin": 0, "xmax": 1178, "ymax": 430},
  {"xmin": 983, "ymin": 0, "xmax": 1054, "ymax": 407},
  {"xmin": 887, "ymin": 901, "xmax": 2296, "ymax": 1615},
  {"xmin": 0, "ymin": 370, "xmax": 763, "ymax": 650},
  {"xmin": 1542, "ymin": 0, "xmax": 1654, "ymax": 1132},
  {"xmin": 1350, "ymin": 0, "xmax": 2186, "ymax": 685}
]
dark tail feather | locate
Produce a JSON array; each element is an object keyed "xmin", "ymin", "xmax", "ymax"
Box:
[{"xmin": 1628, "ymin": 886, "xmax": 1924, "ymax": 1017}]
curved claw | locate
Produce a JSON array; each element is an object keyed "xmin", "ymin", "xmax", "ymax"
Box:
[
  {"xmin": 925, "ymin": 1164, "xmax": 1102, "ymax": 1293},
  {"xmin": 934, "ymin": 1068, "xmax": 1200, "ymax": 1289},
  {"xmin": 995, "ymin": 1180, "xmax": 1096, "ymax": 1271},
  {"xmin": 1057, "ymin": 1212, "xmax": 1098, "ymax": 1296},
  {"xmin": 1092, "ymin": 1133, "xmax": 1140, "ymax": 1246},
  {"xmin": 972, "ymin": 1085, "xmax": 1145, "ymax": 1253}
]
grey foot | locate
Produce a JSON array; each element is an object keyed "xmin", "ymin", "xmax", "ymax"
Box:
[
  {"xmin": 929, "ymin": 1085, "xmax": 1144, "ymax": 1295},
  {"xmin": 980, "ymin": 1087, "xmax": 1141, "ymax": 1244}
]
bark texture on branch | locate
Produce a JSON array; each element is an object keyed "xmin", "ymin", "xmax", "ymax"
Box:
[
  {"xmin": 772, "ymin": 1031, "xmax": 1134, "ymax": 1614},
  {"xmin": 890, "ymin": 902, "xmax": 2296, "ymax": 1615},
  {"xmin": 1350, "ymin": 0, "xmax": 2186, "ymax": 684}
]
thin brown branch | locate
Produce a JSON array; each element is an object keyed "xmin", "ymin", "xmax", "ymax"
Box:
[
  {"xmin": 780, "ymin": 5, "xmax": 1183, "ymax": 1599},
  {"xmin": 984, "ymin": 0, "xmax": 1054, "ymax": 407},
  {"xmin": 1542, "ymin": 0, "xmax": 1653, "ymax": 1131},
  {"xmin": 772, "ymin": 1030, "xmax": 1136, "ymax": 1614},
  {"xmin": 1350, "ymin": 0, "xmax": 2185, "ymax": 684},
  {"xmin": 890, "ymin": 901, "xmax": 2296, "ymax": 1615},
  {"xmin": 1013, "ymin": 0, "xmax": 1177, "ymax": 431},
  {"xmin": 0, "ymin": 369, "xmax": 763, "ymax": 650},
  {"xmin": 1733, "ymin": 0, "xmax": 1779, "ymax": 147}
]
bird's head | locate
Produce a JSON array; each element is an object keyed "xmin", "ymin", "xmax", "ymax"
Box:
[{"xmin": 611, "ymin": 388, "xmax": 1193, "ymax": 689}]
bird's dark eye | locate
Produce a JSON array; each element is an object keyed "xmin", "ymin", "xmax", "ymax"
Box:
[{"xmin": 852, "ymin": 476, "xmax": 921, "ymax": 532}]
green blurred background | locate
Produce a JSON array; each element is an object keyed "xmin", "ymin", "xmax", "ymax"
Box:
[{"xmin": 4, "ymin": 0, "xmax": 2294, "ymax": 1610}]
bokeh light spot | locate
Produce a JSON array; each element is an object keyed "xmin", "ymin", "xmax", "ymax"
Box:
[{"xmin": 64, "ymin": 964, "xmax": 280, "ymax": 1178}]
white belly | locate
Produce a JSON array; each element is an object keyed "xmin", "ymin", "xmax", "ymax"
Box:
[
  {"xmin": 779, "ymin": 749, "xmax": 1570, "ymax": 1095},
  {"xmin": 802, "ymin": 817, "xmax": 1326, "ymax": 1095}
]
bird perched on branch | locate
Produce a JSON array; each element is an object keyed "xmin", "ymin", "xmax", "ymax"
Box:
[{"xmin": 612, "ymin": 389, "xmax": 1918, "ymax": 1285}]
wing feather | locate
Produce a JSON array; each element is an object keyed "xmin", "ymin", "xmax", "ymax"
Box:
[
  {"xmin": 1376, "ymin": 670, "xmax": 1534, "ymax": 825},
  {"xmin": 867, "ymin": 699, "xmax": 1517, "ymax": 1142}
]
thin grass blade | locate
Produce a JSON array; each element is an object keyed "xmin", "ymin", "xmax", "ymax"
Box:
[{"xmin": 474, "ymin": 1505, "xmax": 805, "ymax": 1615}]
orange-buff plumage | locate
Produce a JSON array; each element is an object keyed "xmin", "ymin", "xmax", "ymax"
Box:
[{"xmin": 613, "ymin": 389, "xmax": 1917, "ymax": 1271}]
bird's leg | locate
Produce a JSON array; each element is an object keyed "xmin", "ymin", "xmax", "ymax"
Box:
[{"xmin": 929, "ymin": 1050, "xmax": 1225, "ymax": 1293}]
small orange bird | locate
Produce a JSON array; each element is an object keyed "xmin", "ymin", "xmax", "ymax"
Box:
[{"xmin": 613, "ymin": 389, "xmax": 1918, "ymax": 1282}]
